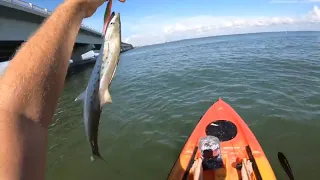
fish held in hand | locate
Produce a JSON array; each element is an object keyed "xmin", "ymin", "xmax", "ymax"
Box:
[{"xmin": 75, "ymin": 12, "xmax": 121, "ymax": 161}]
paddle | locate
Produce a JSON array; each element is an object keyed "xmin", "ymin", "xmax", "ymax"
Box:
[{"xmin": 277, "ymin": 152, "xmax": 294, "ymax": 180}]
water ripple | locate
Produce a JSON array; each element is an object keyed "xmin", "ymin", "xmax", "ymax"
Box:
[{"xmin": 47, "ymin": 32, "xmax": 320, "ymax": 180}]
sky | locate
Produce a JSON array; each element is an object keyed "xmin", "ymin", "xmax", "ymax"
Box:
[{"xmin": 27, "ymin": 0, "xmax": 320, "ymax": 46}]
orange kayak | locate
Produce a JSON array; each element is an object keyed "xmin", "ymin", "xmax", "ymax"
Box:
[{"xmin": 168, "ymin": 98, "xmax": 276, "ymax": 180}]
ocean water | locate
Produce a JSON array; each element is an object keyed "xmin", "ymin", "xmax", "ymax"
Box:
[{"xmin": 47, "ymin": 31, "xmax": 320, "ymax": 180}]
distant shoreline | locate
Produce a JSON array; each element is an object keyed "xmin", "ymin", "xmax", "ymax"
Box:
[{"xmin": 135, "ymin": 30, "xmax": 320, "ymax": 48}]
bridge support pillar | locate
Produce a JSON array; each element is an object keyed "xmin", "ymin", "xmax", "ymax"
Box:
[{"xmin": 71, "ymin": 44, "xmax": 95, "ymax": 62}]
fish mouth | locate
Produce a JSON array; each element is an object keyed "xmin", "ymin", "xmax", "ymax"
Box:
[
  {"xmin": 111, "ymin": 12, "xmax": 121, "ymax": 25},
  {"xmin": 110, "ymin": 11, "xmax": 115, "ymax": 21}
]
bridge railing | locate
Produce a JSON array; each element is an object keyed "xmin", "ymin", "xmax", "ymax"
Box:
[{"xmin": 1, "ymin": 0, "xmax": 102, "ymax": 35}]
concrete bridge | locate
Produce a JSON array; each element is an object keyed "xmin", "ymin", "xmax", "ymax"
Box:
[{"xmin": 0, "ymin": 0, "xmax": 133, "ymax": 62}]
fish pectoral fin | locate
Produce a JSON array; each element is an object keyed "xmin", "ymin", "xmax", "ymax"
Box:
[
  {"xmin": 101, "ymin": 89, "xmax": 112, "ymax": 105},
  {"xmin": 75, "ymin": 91, "xmax": 86, "ymax": 102}
]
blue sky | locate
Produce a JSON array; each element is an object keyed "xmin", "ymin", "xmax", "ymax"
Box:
[{"xmin": 28, "ymin": 0, "xmax": 320, "ymax": 46}]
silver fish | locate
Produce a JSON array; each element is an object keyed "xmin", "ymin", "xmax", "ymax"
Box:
[{"xmin": 75, "ymin": 12, "xmax": 121, "ymax": 160}]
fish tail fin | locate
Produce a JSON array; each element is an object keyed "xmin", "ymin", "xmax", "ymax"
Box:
[
  {"xmin": 90, "ymin": 152, "xmax": 104, "ymax": 162},
  {"xmin": 90, "ymin": 131, "xmax": 104, "ymax": 162},
  {"xmin": 90, "ymin": 144, "xmax": 104, "ymax": 162},
  {"xmin": 90, "ymin": 154, "xmax": 122, "ymax": 177}
]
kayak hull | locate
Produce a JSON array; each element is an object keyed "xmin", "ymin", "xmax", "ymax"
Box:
[{"xmin": 168, "ymin": 98, "xmax": 276, "ymax": 180}]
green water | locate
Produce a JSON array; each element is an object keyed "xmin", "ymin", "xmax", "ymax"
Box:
[{"xmin": 47, "ymin": 31, "xmax": 320, "ymax": 180}]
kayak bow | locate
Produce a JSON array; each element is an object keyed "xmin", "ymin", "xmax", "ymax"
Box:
[{"xmin": 168, "ymin": 98, "xmax": 276, "ymax": 180}]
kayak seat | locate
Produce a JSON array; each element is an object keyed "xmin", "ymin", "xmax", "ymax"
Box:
[{"xmin": 205, "ymin": 120, "xmax": 237, "ymax": 142}]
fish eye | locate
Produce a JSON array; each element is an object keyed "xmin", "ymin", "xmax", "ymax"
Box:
[{"xmin": 110, "ymin": 22, "xmax": 114, "ymax": 25}]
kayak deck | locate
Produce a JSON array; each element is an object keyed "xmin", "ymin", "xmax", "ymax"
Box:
[{"xmin": 168, "ymin": 98, "xmax": 276, "ymax": 180}]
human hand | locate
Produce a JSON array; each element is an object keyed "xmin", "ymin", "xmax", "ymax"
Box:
[
  {"xmin": 64, "ymin": 0, "xmax": 105, "ymax": 18},
  {"xmin": 65, "ymin": 0, "xmax": 125, "ymax": 18}
]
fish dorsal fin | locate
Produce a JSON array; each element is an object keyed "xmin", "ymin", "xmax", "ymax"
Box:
[
  {"xmin": 75, "ymin": 91, "xmax": 86, "ymax": 102},
  {"xmin": 100, "ymin": 89, "xmax": 112, "ymax": 106}
]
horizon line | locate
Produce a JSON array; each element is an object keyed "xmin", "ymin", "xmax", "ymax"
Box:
[{"xmin": 133, "ymin": 30, "xmax": 320, "ymax": 48}]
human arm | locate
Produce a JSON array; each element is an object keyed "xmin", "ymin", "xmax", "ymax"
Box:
[{"xmin": 0, "ymin": 0, "xmax": 105, "ymax": 179}]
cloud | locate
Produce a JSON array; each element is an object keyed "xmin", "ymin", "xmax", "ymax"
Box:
[
  {"xmin": 124, "ymin": 6, "xmax": 320, "ymax": 46},
  {"xmin": 309, "ymin": 5, "xmax": 320, "ymax": 20}
]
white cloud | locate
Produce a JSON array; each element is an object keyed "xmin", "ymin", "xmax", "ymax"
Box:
[
  {"xmin": 124, "ymin": 6, "xmax": 320, "ymax": 46},
  {"xmin": 309, "ymin": 5, "xmax": 320, "ymax": 20}
]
